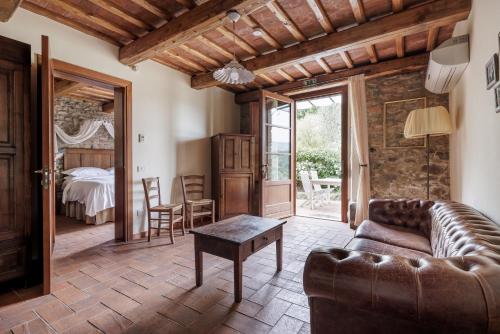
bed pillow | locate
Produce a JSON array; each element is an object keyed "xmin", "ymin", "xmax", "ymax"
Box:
[
  {"xmin": 107, "ymin": 167, "xmax": 115, "ymax": 174},
  {"xmin": 62, "ymin": 167, "xmax": 110, "ymax": 177}
]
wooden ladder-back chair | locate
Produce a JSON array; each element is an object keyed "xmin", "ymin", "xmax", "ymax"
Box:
[
  {"xmin": 181, "ymin": 175, "xmax": 215, "ymax": 229},
  {"xmin": 142, "ymin": 177, "xmax": 184, "ymax": 243}
]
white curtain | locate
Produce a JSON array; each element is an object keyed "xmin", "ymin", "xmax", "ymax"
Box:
[
  {"xmin": 348, "ymin": 74, "xmax": 370, "ymax": 228},
  {"xmin": 55, "ymin": 119, "xmax": 114, "ymax": 154}
]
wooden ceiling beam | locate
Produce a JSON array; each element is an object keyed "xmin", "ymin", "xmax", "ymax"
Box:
[
  {"xmin": 392, "ymin": 0, "xmax": 404, "ymax": 13},
  {"xmin": 129, "ymin": 0, "xmax": 170, "ymax": 20},
  {"xmin": 180, "ymin": 45, "xmax": 223, "ymax": 67},
  {"xmin": 294, "ymin": 64, "xmax": 312, "ymax": 78},
  {"xmin": 32, "ymin": 0, "xmax": 136, "ymax": 42},
  {"xmin": 153, "ymin": 56, "xmax": 193, "ymax": 74},
  {"xmin": 235, "ymin": 53, "xmax": 430, "ymax": 103},
  {"xmin": 306, "ymin": 0, "xmax": 334, "ymax": 34},
  {"xmin": 197, "ymin": 35, "xmax": 234, "ymax": 60},
  {"xmin": 20, "ymin": 2, "xmax": 121, "ymax": 46},
  {"xmin": 427, "ymin": 26, "xmax": 439, "ymax": 51},
  {"xmin": 0, "ymin": 0, "xmax": 21, "ymax": 22},
  {"xmin": 87, "ymin": 0, "xmax": 151, "ymax": 31},
  {"xmin": 102, "ymin": 102, "xmax": 114, "ymax": 113},
  {"xmin": 119, "ymin": 0, "xmax": 270, "ymax": 65},
  {"xmin": 316, "ymin": 57, "xmax": 332, "ymax": 73},
  {"xmin": 396, "ymin": 35, "xmax": 405, "ymax": 57},
  {"xmin": 366, "ymin": 45, "xmax": 378, "ymax": 63},
  {"xmin": 339, "ymin": 51, "xmax": 354, "ymax": 68},
  {"xmin": 175, "ymin": 0, "xmax": 197, "ymax": 9},
  {"xmin": 68, "ymin": 93, "xmax": 110, "ymax": 102},
  {"xmin": 241, "ymin": 15, "xmax": 281, "ymax": 49},
  {"xmin": 266, "ymin": 1, "xmax": 306, "ymax": 42},
  {"xmin": 216, "ymin": 26, "xmax": 258, "ymax": 56},
  {"xmin": 55, "ymin": 81, "xmax": 85, "ymax": 97},
  {"xmin": 192, "ymin": 0, "xmax": 470, "ymax": 89},
  {"xmin": 276, "ymin": 69, "xmax": 294, "ymax": 82},
  {"xmin": 164, "ymin": 50, "xmax": 207, "ymax": 72},
  {"xmin": 258, "ymin": 73, "xmax": 278, "ymax": 85},
  {"xmin": 349, "ymin": 0, "xmax": 367, "ymax": 24}
]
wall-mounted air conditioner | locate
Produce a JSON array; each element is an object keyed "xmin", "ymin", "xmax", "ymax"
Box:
[{"xmin": 425, "ymin": 35, "xmax": 470, "ymax": 94}]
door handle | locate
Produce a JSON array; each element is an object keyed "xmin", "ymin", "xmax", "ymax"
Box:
[
  {"xmin": 261, "ymin": 164, "xmax": 268, "ymax": 179},
  {"xmin": 34, "ymin": 166, "xmax": 52, "ymax": 189}
]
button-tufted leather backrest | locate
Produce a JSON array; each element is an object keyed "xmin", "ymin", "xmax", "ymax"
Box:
[
  {"xmin": 368, "ymin": 199, "xmax": 435, "ymax": 236},
  {"xmin": 430, "ymin": 201, "xmax": 500, "ymax": 259}
]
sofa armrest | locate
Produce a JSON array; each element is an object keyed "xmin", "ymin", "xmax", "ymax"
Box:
[
  {"xmin": 303, "ymin": 248, "xmax": 497, "ymax": 331},
  {"xmin": 368, "ymin": 199, "xmax": 434, "ymax": 235}
]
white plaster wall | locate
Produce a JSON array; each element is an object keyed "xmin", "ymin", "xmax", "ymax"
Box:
[
  {"xmin": 0, "ymin": 9, "xmax": 240, "ymax": 234},
  {"xmin": 449, "ymin": 0, "xmax": 500, "ymax": 223}
]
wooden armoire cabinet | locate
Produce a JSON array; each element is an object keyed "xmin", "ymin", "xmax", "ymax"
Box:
[{"xmin": 212, "ymin": 134, "xmax": 255, "ymax": 220}]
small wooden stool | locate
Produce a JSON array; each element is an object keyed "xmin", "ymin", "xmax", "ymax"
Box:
[{"xmin": 142, "ymin": 177, "xmax": 185, "ymax": 243}]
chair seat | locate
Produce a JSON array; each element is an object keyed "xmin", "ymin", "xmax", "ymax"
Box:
[
  {"xmin": 186, "ymin": 199, "xmax": 213, "ymax": 206},
  {"xmin": 191, "ymin": 210, "xmax": 213, "ymax": 217},
  {"xmin": 150, "ymin": 203, "xmax": 183, "ymax": 212}
]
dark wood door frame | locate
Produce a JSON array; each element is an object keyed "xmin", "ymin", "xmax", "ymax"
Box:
[
  {"xmin": 290, "ymin": 86, "xmax": 349, "ymax": 223},
  {"xmin": 50, "ymin": 59, "xmax": 133, "ymax": 242}
]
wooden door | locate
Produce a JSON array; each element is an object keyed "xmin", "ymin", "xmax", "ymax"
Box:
[
  {"xmin": 40, "ymin": 35, "xmax": 55, "ymax": 294},
  {"xmin": 220, "ymin": 173, "xmax": 253, "ymax": 219},
  {"xmin": 260, "ymin": 90, "xmax": 295, "ymax": 218},
  {"xmin": 0, "ymin": 36, "xmax": 31, "ymax": 284}
]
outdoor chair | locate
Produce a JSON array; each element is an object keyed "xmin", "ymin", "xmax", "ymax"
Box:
[{"xmin": 299, "ymin": 171, "xmax": 328, "ymax": 209}]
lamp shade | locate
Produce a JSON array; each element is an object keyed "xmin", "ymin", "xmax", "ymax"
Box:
[{"xmin": 404, "ymin": 106, "xmax": 453, "ymax": 139}]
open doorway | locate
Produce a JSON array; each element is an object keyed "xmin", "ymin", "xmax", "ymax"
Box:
[
  {"xmin": 53, "ymin": 76, "xmax": 117, "ymax": 256},
  {"xmin": 38, "ymin": 38, "xmax": 133, "ymax": 294},
  {"xmin": 293, "ymin": 87, "xmax": 348, "ymax": 222}
]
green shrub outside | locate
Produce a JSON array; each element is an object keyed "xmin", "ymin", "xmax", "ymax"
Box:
[{"xmin": 296, "ymin": 148, "xmax": 341, "ymax": 189}]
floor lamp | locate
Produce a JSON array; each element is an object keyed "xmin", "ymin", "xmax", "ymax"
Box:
[{"xmin": 404, "ymin": 106, "xmax": 453, "ymax": 200}]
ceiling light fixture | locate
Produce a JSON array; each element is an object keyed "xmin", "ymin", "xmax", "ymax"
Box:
[
  {"xmin": 252, "ymin": 28, "xmax": 263, "ymax": 37},
  {"xmin": 213, "ymin": 10, "xmax": 255, "ymax": 85}
]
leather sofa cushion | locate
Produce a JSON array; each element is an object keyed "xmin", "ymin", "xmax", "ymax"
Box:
[
  {"xmin": 355, "ymin": 220, "xmax": 432, "ymax": 254},
  {"xmin": 346, "ymin": 238, "xmax": 431, "ymax": 260}
]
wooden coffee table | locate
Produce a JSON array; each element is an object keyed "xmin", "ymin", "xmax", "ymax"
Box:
[{"xmin": 190, "ymin": 215, "xmax": 286, "ymax": 302}]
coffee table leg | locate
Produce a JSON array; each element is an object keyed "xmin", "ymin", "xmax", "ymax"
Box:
[
  {"xmin": 276, "ymin": 237, "xmax": 282, "ymax": 272},
  {"xmin": 234, "ymin": 259, "xmax": 242, "ymax": 302},
  {"xmin": 195, "ymin": 238, "xmax": 203, "ymax": 287}
]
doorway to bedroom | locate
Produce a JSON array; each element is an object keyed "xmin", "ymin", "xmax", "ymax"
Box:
[
  {"xmin": 54, "ymin": 76, "xmax": 117, "ymax": 253},
  {"xmin": 42, "ymin": 55, "xmax": 132, "ymax": 294}
]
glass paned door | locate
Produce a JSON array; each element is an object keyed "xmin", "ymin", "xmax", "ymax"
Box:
[{"xmin": 260, "ymin": 91, "xmax": 295, "ymax": 218}]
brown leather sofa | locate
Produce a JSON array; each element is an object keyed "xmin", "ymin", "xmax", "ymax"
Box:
[{"xmin": 304, "ymin": 199, "xmax": 500, "ymax": 334}]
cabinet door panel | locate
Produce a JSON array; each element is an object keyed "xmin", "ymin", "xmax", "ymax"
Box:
[
  {"xmin": 222, "ymin": 136, "xmax": 237, "ymax": 170},
  {"xmin": 220, "ymin": 174, "xmax": 253, "ymax": 219}
]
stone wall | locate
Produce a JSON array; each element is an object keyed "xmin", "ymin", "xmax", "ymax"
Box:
[
  {"xmin": 55, "ymin": 97, "xmax": 114, "ymax": 185},
  {"xmin": 367, "ymin": 70, "xmax": 450, "ymax": 200}
]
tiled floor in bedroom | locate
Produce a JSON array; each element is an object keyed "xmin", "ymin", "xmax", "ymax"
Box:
[{"xmin": 0, "ymin": 216, "xmax": 353, "ymax": 334}]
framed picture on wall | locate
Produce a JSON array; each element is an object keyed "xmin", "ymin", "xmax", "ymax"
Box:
[
  {"xmin": 486, "ymin": 54, "xmax": 499, "ymax": 89},
  {"xmin": 495, "ymin": 84, "xmax": 500, "ymax": 113}
]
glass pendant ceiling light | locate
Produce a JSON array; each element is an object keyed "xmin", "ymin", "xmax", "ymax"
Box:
[{"xmin": 213, "ymin": 10, "xmax": 255, "ymax": 85}]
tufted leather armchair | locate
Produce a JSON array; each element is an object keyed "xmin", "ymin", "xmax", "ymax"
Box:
[{"xmin": 304, "ymin": 199, "xmax": 500, "ymax": 334}]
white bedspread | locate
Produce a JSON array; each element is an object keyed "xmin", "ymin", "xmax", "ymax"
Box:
[{"xmin": 62, "ymin": 175, "xmax": 115, "ymax": 217}]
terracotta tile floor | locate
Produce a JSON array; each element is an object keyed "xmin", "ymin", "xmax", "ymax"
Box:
[{"xmin": 0, "ymin": 216, "xmax": 353, "ymax": 333}]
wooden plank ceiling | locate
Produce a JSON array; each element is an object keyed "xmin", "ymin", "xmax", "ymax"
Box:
[
  {"xmin": 55, "ymin": 78, "xmax": 114, "ymax": 112},
  {"xmin": 23, "ymin": 0, "xmax": 471, "ymax": 94}
]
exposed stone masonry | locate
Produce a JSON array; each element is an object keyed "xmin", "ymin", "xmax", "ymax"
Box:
[
  {"xmin": 367, "ymin": 70, "xmax": 450, "ymax": 200},
  {"xmin": 55, "ymin": 97, "xmax": 114, "ymax": 186}
]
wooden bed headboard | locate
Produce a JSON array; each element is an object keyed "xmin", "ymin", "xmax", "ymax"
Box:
[{"xmin": 64, "ymin": 148, "xmax": 115, "ymax": 170}]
